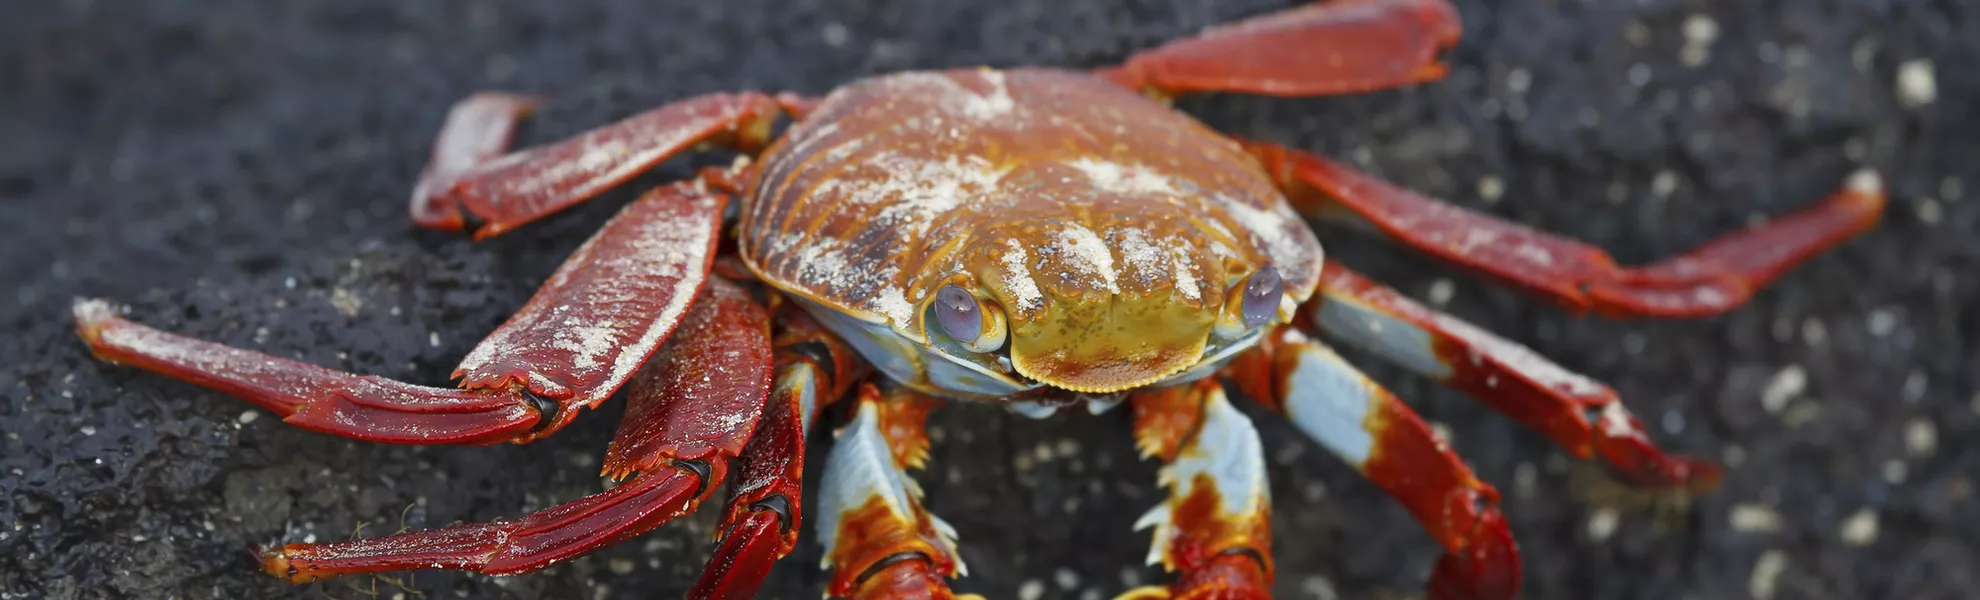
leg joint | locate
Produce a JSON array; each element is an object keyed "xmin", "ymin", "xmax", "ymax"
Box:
[
  {"xmin": 748, "ymin": 493, "xmax": 795, "ymax": 534},
  {"xmin": 672, "ymin": 458, "xmax": 714, "ymax": 498}
]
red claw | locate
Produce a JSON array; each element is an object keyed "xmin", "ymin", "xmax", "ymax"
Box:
[{"xmin": 1429, "ymin": 510, "xmax": 1520, "ymax": 600}]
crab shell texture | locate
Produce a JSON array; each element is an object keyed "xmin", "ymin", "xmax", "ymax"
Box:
[{"xmin": 738, "ymin": 67, "xmax": 1323, "ymax": 400}]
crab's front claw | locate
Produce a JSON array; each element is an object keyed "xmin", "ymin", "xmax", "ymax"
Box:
[{"xmin": 1429, "ymin": 510, "xmax": 1520, "ymax": 600}]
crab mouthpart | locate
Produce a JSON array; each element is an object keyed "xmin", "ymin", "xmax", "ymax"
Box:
[{"xmin": 1005, "ymin": 298, "xmax": 1214, "ymax": 394}]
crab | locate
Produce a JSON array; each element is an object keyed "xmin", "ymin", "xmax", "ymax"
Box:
[{"xmin": 70, "ymin": 0, "xmax": 1888, "ymax": 598}]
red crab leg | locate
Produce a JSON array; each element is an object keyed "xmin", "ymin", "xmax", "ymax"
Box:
[
  {"xmin": 261, "ymin": 277, "xmax": 774, "ymax": 581},
  {"xmin": 1099, "ymin": 0, "xmax": 1460, "ymax": 99},
  {"xmin": 413, "ymin": 90, "xmax": 783, "ymax": 239},
  {"xmin": 817, "ymin": 384, "xmax": 968, "ymax": 599},
  {"xmin": 408, "ymin": 92, "xmax": 540, "ymax": 229},
  {"xmin": 73, "ymin": 178, "xmax": 727, "ymax": 445},
  {"xmin": 689, "ymin": 304, "xmax": 869, "ymax": 600},
  {"xmin": 1302, "ymin": 262, "xmax": 1723, "ymax": 491},
  {"xmin": 1244, "ymin": 141, "xmax": 1888, "ymax": 318},
  {"xmin": 1118, "ymin": 379, "xmax": 1275, "ymax": 600},
  {"xmin": 1228, "ymin": 327, "xmax": 1518, "ymax": 600}
]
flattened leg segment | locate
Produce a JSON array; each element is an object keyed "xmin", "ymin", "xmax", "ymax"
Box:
[
  {"xmin": 73, "ymin": 176, "xmax": 728, "ymax": 446},
  {"xmin": 1230, "ymin": 329, "xmax": 1519, "ymax": 600},
  {"xmin": 690, "ymin": 306, "xmax": 868, "ymax": 600},
  {"xmin": 1307, "ymin": 263, "xmax": 1722, "ymax": 491},
  {"xmin": 73, "ymin": 300, "xmax": 536, "ymax": 445},
  {"xmin": 602, "ymin": 277, "xmax": 774, "ymax": 478},
  {"xmin": 1121, "ymin": 379, "xmax": 1274, "ymax": 600},
  {"xmin": 264, "ymin": 461, "xmax": 711, "ymax": 581},
  {"xmin": 1245, "ymin": 141, "xmax": 1887, "ymax": 317},
  {"xmin": 1101, "ymin": 0, "xmax": 1461, "ymax": 98},
  {"xmin": 816, "ymin": 385, "xmax": 966, "ymax": 599},
  {"xmin": 418, "ymin": 91, "xmax": 782, "ymax": 239},
  {"xmin": 456, "ymin": 180, "xmax": 728, "ymax": 440}
]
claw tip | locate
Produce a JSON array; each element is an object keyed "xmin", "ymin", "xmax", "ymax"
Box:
[{"xmin": 71, "ymin": 298, "xmax": 118, "ymax": 343}]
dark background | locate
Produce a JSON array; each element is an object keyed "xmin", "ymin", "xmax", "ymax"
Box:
[{"xmin": 3, "ymin": 0, "xmax": 1974, "ymax": 598}]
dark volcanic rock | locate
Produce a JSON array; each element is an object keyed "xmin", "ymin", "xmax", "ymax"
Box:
[{"xmin": 4, "ymin": 1, "xmax": 1975, "ymax": 599}]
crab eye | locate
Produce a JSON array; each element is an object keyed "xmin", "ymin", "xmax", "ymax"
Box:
[
  {"xmin": 934, "ymin": 285, "xmax": 983, "ymax": 345},
  {"xmin": 1240, "ymin": 266, "xmax": 1283, "ymax": 328}
]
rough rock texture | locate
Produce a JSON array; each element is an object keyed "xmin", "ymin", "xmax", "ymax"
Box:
[{"xmin": 3, "ymin": 1, "xmax": 1975, "ymax": 598}]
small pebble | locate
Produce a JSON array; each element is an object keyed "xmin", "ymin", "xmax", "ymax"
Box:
[
  {"xmin": 1683, "ymin": 14, "xmax": 1720, "ymax": 45},
  {"xmin": 1866, "ymin": 308, "xmax": 1898, "ymax": 336},
  {"xmin": 1476, "ymin": 175, "xmax": 1504, "ymax": 203},
  {"xmin": 609, "ymin": 558, "xmax": 635, "ymax": 574},
  {"xmin": 1661, "ymin": 410, "xmax": 1685, "ymax": 434},
  {"xmin": 1801, "ymin": 318, "xmax": 1828, "ymax": 345},
  {"xmin": 1054, "ymin": 567, "xmax": 1081, "ymax": 590},
  {"xmin": 1018, "ymin": 579, "xmax": 1046, "ymax": 600},
  {"xmin": 1302, "ymin": 575, "xmax": 1341, "ymax": 600},
  {"xmin": 1760, "ymin": 365, "xmax": 1806, "ymax": 414},
  {"xmin": 1915, "ymin": 198, "xmax": 1944, "ymax": 224},
  {"xmin": 1840, "ymin": 509, "xmax": 1879, "ymax": 546},
  {"xmin": 1586, "ymin": 507, "xmax": 1620, "ymax": 542},
  {"xmin": 1897, "ymin": 59, "xmax": 1937, "ymax": 107},
  {"xmin": 1882, "ymin": 460, "xmax": 1908, "ymax": 484},
  {"xmin": 821, "ymin": 22, "xmax": 849, "ymax": 47},
  {"xmin": 1722, "ymin": 445, "xmax": 1747, "ymax": 468},
  {"xmin": 1652, "ymin": 171, "xmax": 1679, "ymax": 198},
  {"xmin": 1627, "ymin": 63, "xmax": 1652, "ymax": 87},
  {"xmin": 238, "ymin": 410, "xmax": 259, "ymax": 425},
  {"xmin": 1749, "ymin": 550, "xmax": 1789, "ymax": 600},
  {"xmin": 1730, "ymin": 504, "xmax": 1783, "ymax": 533},
  {"xmin": 1427, "ymin": 279, "xmax": 1455, "ymax": 306},
  {"xmin": 1905, "ymin": 419, "xmax": 1938, "ymax": 457},
  {"xmin": 1506, "ymin": 68, "xmax": 1532, "ymax": 94},
  {"xmin": 79, "ymin": 426, "xmax": 96, "ymax": 436}
]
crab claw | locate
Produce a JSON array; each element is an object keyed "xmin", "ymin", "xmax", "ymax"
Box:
[{"xmin": 1428, "ymin": 510, "xmax": 1520, "ymax": 600}]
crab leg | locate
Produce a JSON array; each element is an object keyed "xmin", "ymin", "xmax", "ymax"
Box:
[
  {"xmin": 1099, "ymin": 0, "xmax": 1460, "ymax": 99},
  {"xmin": 1244, "ymin": 141, "xmax": 1887, "ymax": 318},
  {"xmin": 1118, "ymin": 379, "xmax": 1275, "ymax": 600},
  {"xmin": 816, "ymin": 384, "xmax": 969, "ymax": 599},
  {"xmin": 690, "ymin": 304, "xmax": 869, "ymax": 600},
  {"xmin": 74, "ymin": 178, "xmax": 727, "ymax": 445},
  {"xmin": 1303, "ymin": 262, "xmax": 1723, "ymax": 490},
  {"xmin": 1228, "ymin": 328, "xmax": 1519, "ymax": 600},
  {"xmin": 261, "ymin": 278, "xmax": 775, "ymax": 581},
  {"xmin": 412, "ymin": 90, "xmax": 783, "ymax": 239}
]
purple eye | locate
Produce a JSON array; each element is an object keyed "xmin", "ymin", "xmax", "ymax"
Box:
[
  {"xmin": 934, "ymin": 284, "xmax": 982, "ymax": 345},
  {"xmin": 1241, "ymin": 266, "xmax": 1282, "ymax": 328}
]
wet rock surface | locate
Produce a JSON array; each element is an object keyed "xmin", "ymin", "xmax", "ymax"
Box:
[{"xmin": 3, "ymin": 1, "xmax": 1975, "ymax": 598}]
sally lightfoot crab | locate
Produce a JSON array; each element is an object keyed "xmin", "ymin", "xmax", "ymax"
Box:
[{"xmin": 72, "ymin": 1, "xmax": 1885, "ymax": 598}]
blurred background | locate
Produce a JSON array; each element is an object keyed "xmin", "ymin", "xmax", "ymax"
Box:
[{"xmin": 2, "ymin": 1, "xmax": 1973, "ymax": 598}]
